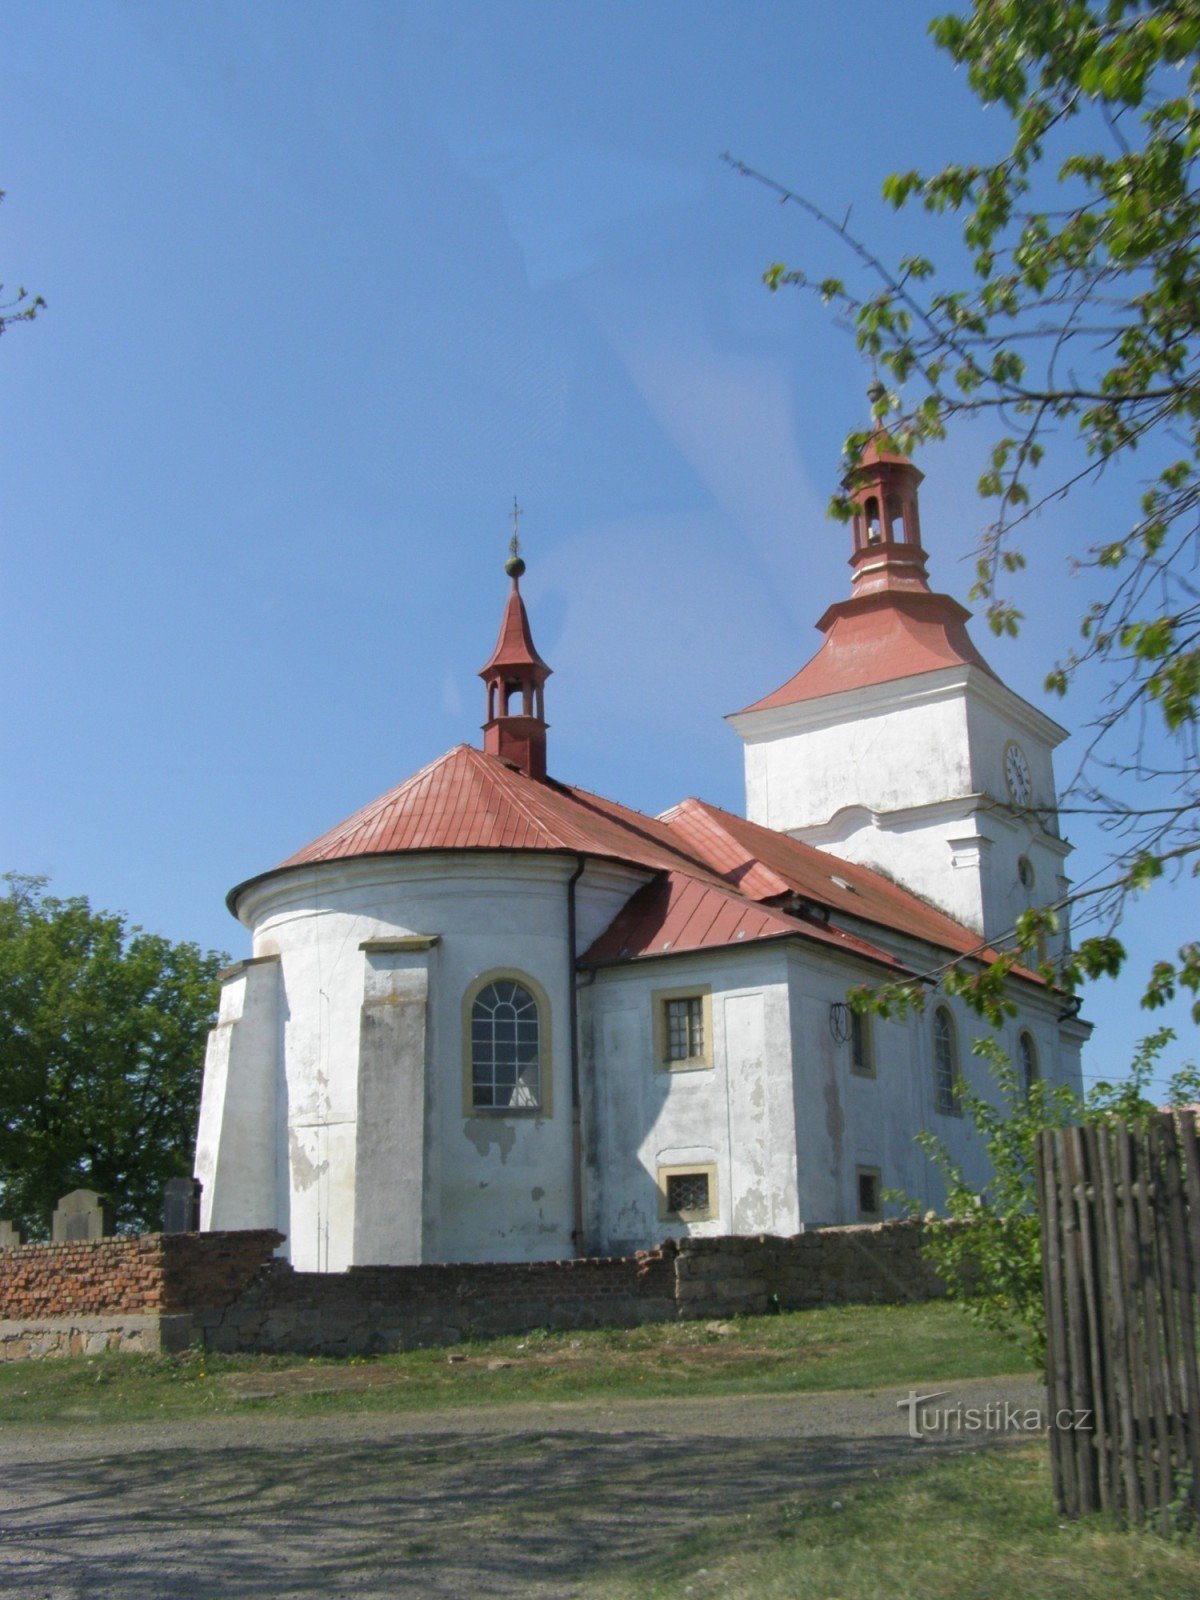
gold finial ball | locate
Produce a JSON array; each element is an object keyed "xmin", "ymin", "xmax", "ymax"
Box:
[
  {"xmin": 505, "ymin": 554, "xmax": 526, "ymax": 578},
  {"xmin": 867, "ymin": 379, "xmax": 887, "ymax": 407}
]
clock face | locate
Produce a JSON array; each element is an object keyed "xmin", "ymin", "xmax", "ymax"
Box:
[{"xmin": 1004, "ymin": 742, "xmax": 1032, "ymax": 807}]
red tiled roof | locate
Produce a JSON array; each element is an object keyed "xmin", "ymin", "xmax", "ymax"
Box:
[
  {"xmin": 660, "ymin": 797, "xmax": 1028, "ymax": 973},
  {"xmin": 738, "ymin": 590, "xmax": 997, "ymax": 713},
  {"xmin": 581, "ymin": 870, "xmax": 909, "ymax": 972}
]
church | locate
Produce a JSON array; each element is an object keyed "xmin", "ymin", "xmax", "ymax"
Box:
[{"xmin": 195, "ymin": 434, "xmax": 1088, "ymax": 1271}]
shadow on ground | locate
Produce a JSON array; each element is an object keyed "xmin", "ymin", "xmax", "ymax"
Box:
[{"xmin": 0, "ymin": 1427, "xmax": 958, "ymax": 1598}]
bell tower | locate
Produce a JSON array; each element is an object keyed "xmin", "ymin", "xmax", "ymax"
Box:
[
  {"xmin": 728, "ymin": 427, "xmax": 1073, "ymax": 954},
  {"xmin": 479, "ymin": 517, "xmax": 552, "ymax": 781}
]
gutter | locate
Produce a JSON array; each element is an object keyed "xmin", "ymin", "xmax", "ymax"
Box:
[{"xmin": 566, "ymin": 854, "xmax": 587, "ymax": 1257}]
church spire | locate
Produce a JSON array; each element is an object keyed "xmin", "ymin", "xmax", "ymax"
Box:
[{"xmin": 479, "ymin": 510, "xmax": 552, "ymax": 780}]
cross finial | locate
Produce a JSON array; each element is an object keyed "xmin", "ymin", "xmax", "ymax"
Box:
[
  {"xmin": 505, "ymin": 496, "xmax": 527, "ymax": 578},
  {"xmin": 510, "ymin": 495, "xmax": 523, "ymax": 554}
]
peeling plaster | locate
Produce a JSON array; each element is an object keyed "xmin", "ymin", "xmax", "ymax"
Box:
[
  {"xmin": 463, "ymin": 1117, "xmax": 517, "ymax": 1161},
  {"xmin": 288, "ymin": 1127, "xmax": 330, "ymax": 1193}
]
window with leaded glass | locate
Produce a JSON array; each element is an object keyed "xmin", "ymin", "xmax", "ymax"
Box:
[
  {"xmin": 470, "ymin": 979, "xmax": 541, "ymax": 1110},
  {"xmin": 933, "ymin": 1007, "xmax": 960, "ymax": 1115},
  {"xmin": 1019, "ymin": 1031, "xmax": 1039, "ymax": 1098},
  {"xmin": 665, "ymin": 996, "xmax": 704, "ymax": 1063}
]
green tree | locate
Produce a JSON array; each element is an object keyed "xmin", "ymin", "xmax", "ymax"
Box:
[
  {"xmin": 909, "ymin": 1030, "xmax": 1200, "ymax": 1365},
  {"xmin": 0, "ymin": 875, "xmax": 226, "ymax": 1238},
  {"xmin": 733, "ymin": 0, "xmax": 1200, "ymax": 1019}
]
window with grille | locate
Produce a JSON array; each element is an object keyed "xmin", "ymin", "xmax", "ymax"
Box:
[
  {"xmin": 850, "ymin": 1009, "xmax": 874, "ymax": 1076},
  {"xmin": 933, "ymin": 1007, "xmax": 960, "ymax": 1115},
  {"xmin": 665, "ymin": 996, "xmax": 705, "ymax": 1063},
  {"xmin": 660, "ymin": 1167, "xmax": 714, "ymax": 1220},
  {"xmin": 1019, "ymin": 1031, "xmax": 1039, "ymax": 1098},
  {"xmin": 470, "ymin": 979, "xmax": 541, "ymax": 1110}
]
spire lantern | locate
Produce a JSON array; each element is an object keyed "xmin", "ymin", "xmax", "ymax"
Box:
[
  {"xmin": 479, "ymin": 515, "xmax": 551, "ymax": 781},
  {"xmin": 842, "ymin": 432, "xmax": 931, "ymax": 599}
]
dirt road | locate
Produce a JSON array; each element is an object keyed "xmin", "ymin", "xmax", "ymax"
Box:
[{"xmin": 0, "ymin": 1375, "xmax": 1042, "ymax": 1599}]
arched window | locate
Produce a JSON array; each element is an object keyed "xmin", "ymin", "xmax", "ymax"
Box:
[
  {"xmin": 886, "ymin": 493, "xmax": 906, "ymax": 541},
  {"xmin": 933, "ymin": 1007, "xmax": 960, "ymax": 1115},
  {"xmin": 1019, "ymin": 1031, "xmax": 1039, "ymax": 1098},
  {"xmin": 865, "ymin": 496, "xmax": 882, "ymax": 543},
  {"xmin": 467, "ymin": 975, "xmax": 546, "ymax": 1111}
]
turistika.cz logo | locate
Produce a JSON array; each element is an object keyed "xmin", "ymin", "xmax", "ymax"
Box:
[{"xmin": 897, "ymin": 1389, "xmax": 1094, "ymax": 1441}]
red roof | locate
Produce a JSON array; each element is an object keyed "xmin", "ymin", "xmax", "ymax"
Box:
[
  {"xmin": 262, "ymin": 744, "xmax": 720, "ymax": 881},
  {"xmin": 581, "ymin": 870, "xmax": 908, "ymax": 972},
  {"xmin": 233, "ymin": 743, "xmax": 1030, "ymax": 981},
  {"xmin": 659, "ymin": 797, "xmax": 1027, "ymax": 972},
  {"xmin": 739, "ymin": 590, "xmax": 997, "ymax": 713},
  {"xmin": 479, "ymin": 577, "xmax": 551, "ymax": 680}
]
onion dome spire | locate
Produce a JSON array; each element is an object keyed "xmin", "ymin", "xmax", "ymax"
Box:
[{"xmin": 479, "ymin": 501, "xmax": 552, "ymax": 780}]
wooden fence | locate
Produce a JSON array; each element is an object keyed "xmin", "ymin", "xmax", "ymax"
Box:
[{"xmin": 1037, "ymin": 1112, "xmax": 1200, "ymax": 1531}]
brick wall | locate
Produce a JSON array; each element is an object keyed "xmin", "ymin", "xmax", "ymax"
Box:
[
  {"xmin": 0, "ymin": 1230, "xmax": 282, "ymax": 1320},
  {"xmin": 0, "ymin": 1220, "xmax": 943, "ymax": 1359}
]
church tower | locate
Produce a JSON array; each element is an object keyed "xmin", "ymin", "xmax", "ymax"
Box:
[
  {"xmin": 728, "ymin": 432, "xmax": 1073, "ymax": 955},
  {"xmin": 479, "ymin": 538, "xmax": 552, "ymax": 781}
]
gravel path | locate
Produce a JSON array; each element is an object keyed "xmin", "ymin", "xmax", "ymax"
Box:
[{"xmin": 0, "ymin": 1375, "xmax": 1043, "ymax": 1599}]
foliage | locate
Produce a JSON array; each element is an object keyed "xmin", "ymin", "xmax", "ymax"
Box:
[
  {"xmin": 908, "ymin": 1029, "xmax": 1199, "ymax": 1365},
  {"xmin": 732, "ymin": 0, "xmax": 1200, "ymax": 1015},
  {"xmin": 0, "ymin": 189, "xmax": 44, "ymax": 338},
  {"xmin": 0, "ymin": 875, "xmax": 226, "ymax": 1237}
]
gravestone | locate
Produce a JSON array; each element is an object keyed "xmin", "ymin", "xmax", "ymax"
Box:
[
  {"xmin": 51, "ymin": 1189, "xmax": 112, "ymax": 1243},
  {"xmin": 0, "ymin": 1219, "xmax": 22, "ymax": 1250},
  {"xmin": 162, "ymin": 1176, "xmax": 202, "ymax": 1233}
]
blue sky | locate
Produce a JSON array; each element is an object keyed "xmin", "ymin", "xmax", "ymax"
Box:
[{"xmin": 2, "ymin": 1, "xmax": 1194, "ymax": 1093}]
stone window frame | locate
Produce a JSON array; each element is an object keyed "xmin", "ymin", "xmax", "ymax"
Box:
[
  {"xmin": 651, "ymin": 983, "xmax": 714, "ymax": 1073},
  {"xmin": 856, "ymin": 1165, "xmax": 883, "ymax": 1222},
  {"xmin": 849, "ymin": 1008, "xmax": 875, "ymax": 1078},
  {"xmin": 932, "ymin": 1006, "xmax": 962, "ymax": 1117},
  {"xmin": 657, "ymin": 1162, "xmax": 719, "ymax": 1223},
  {"xmin": 461, "ymin": 968, "xmax": 553, "ymax": 1118}
]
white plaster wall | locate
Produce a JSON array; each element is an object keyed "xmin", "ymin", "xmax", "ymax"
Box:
[
  {"xmin": 194, "ymin": 956, "xmax": 282, "ymax": 1234},
  {"xmin": 214, "ymin": 852, "xmax": 651, "ymax": 1271},
  {"xmin": 734, "ymin": 665, "xmax": 1071, "ymax": 948},
  {"xmin": 783, "ymin": 944, "xmax": 1085, "ymax": 1224},
  {"xmin": 584, "ymin": 947, "xmax": 800, "ymax": 1255},
  {"xmin": 738, "ymin": 676, "xmax": 974, "ymax": 835}
]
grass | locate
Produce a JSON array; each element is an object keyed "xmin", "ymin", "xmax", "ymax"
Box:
[
  {"xmin": 585, "ymin": 1443, "xmax": 1200, "ymax": 1600},
  {"xmin": 0, "ymin": 1299, "xmax": 1032, "ymax": 1425}
]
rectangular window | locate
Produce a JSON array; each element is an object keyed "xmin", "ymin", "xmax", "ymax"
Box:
[
  {"xmin": 666, "ymin": 997, "xmax": 704, "ymax": 1062},
  {"xmin": 849, "ymin": 1010, "xmax": 874, "ymax": 1077},
  {"xmin": 652, "ymin": 986, "xmax": 713, "ymax": 1071},
  {"xmin": 857, "ymin": 1166, "xmax": 882, "ymax": 1222},
  {"xmin": 657, "ymin": 1162, "xmax": 718, "ymax": 1222}
]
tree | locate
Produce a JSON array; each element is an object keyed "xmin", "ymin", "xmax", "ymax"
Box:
[
  {"xmin": 730, "ymin": 0, "xmax": 1200, "ymax": 1023},
  {"xmin": 0, "ymin": 189, "xmax": 44, "ymax": 338},
  {"xmin": 0, "ymin": 876, "xmax": 227, "ymax": 1238},
  {"xmin": 909, "ymin": 1031, "xmax": 1199, "ymax": 1365}
]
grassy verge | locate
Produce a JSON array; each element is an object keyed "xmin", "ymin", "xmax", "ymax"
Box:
[
  {"xmin": 0, "ymin": 1299, "xmax": 1032, "ymax": 1425},
  {"xmin": 585, "ymin": 1443, "xmax": 1200, "ymax": 1600}
]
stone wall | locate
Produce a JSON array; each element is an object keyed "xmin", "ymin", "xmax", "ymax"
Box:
[
  {"xmin": 201, "ymin": 1249, "xmax": 678, "ymax": 1355},
  {"xmin": 0, "ymin": 1220, "xmax": 943, "ymax": 1359},
  {"xmin": 673, "ymin": 1222, "xmax": 945, "ymax": 1319}
]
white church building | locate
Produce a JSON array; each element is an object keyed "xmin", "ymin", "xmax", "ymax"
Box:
[{"xmin": 195, "ymin": 436, "xmax": 1088, "ymax": 1270}]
